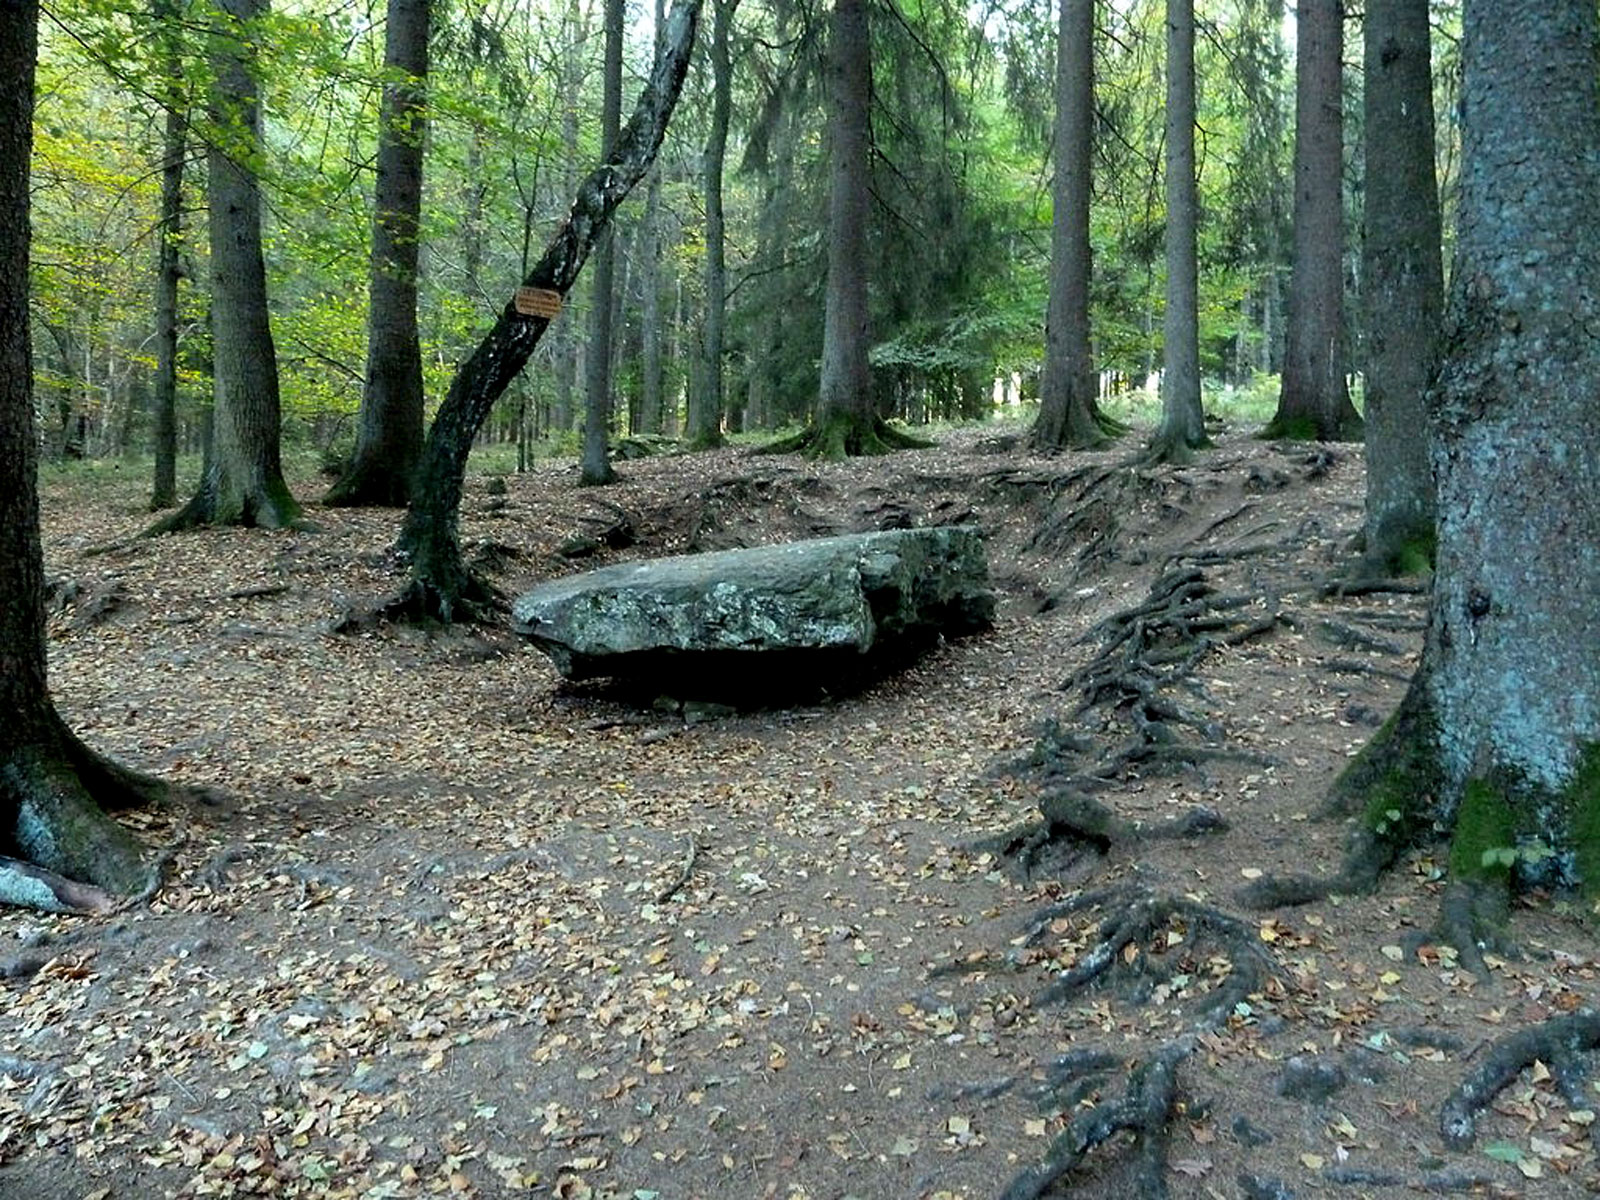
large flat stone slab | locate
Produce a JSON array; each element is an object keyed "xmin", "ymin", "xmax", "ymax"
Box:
[{"xmin": 512, "ymin": 526, "xmax": 993, "ymax": 693}]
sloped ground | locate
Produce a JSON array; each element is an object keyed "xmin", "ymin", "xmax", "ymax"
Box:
[{"xmin": 2, "ymin": 425, "xmax": 1596, "ymax": 1199}]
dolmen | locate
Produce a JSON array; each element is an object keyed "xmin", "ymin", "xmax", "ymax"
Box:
[{"xmin": 512, "ymin": 526, "xmax": 993, "ymax": 699}]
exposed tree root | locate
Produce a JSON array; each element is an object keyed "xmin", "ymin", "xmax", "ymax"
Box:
[
  {"xmin": 1440, "ymin": 1009, "xmax": 1600, "ymax": 1151},
  {"xmin": 1002, "ymin": 1041, "xmax": 1188, "ymax": 1200},
  {"xmin": 756, "ymin": 413, "xmax": 933, "ymax": 459},
  {"xmin": 944, "ymin": 884, "xmax": 1278, "ymax": 1199}
]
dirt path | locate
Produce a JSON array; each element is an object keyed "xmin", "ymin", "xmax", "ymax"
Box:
[{"xmin": 3, "ymin": 429, "xmax": 1594, "ymax": 1199}]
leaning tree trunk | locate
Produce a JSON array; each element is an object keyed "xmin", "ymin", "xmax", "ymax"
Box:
[
  {"xmin": 1267, "ymin": 0, "xmax": 1362, "ymax": 441},
  {"xmin": 1358, "ymin": 0, "xmax": 1441, "ymax": 572},
  {"xmin": 1, "ymin": 0, "xmax": 170, "ymax": 914},
  {"xmin": 579, "ymin": 0, "xmax": 625, "ymax": 486},
  {"xmin": 1332, "ymin": 0, "xmax": 1600, "ymax": 960},
  {"xmin": 1030, "ymin": 0, "xmax": 1108, "ymax": 451},
  {"xmin": 149, "ymin": 0, "xmax": 301, "ymax": 532},
  {"xmin": 1148, "ymin": 0, "xmax": 1207, "ymax": 463},
  {"xmin": 388, "ymin": 0, "xmax": 703, "ymax": 622},
  {"xmin": 326, "ymin": 0, "xmax": 430, "ymax": 508}
]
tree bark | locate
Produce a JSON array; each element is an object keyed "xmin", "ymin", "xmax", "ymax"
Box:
[
  {"xmin": 1, "ymin": 0, "xmax": 168, "ymax": 913},
  {"xmin": 150, "ymin": 0, "xmax": 301, "ymax": 532},
  {"xmin": 1359, "ymin": 0, "xmax": 1441, "ymax": 571},
  {"xmin": 149, "ymin": 0, "xmax": 185, "ymax": 510},
  {"xmin": 1268, "ymin": 0, "xmax": 1362, "ymax": 441},
  {"xmin": 579, "ymin": 0, "xmax": 625, "ymax": 486},
  {"xmin": 1149, "ymin": 0, "xmax": 1207, "ymax": 463},
  {"xmin": 1030, "ymin": 0, "xmax": 1108, "ymax": 451},
  {"xmin": 763, "ymin": 0, "xmax": 925, "ymax": 459},
  {"xmin": 389, "ymin": 0, "xmax": 703, "ymax": 621},
  {"xmin": 690, "ymin": 0, "xmax": 737, "ymax": 449},
  {"xmin": 637, "ymin": 0, "xmax": 666, "ymax": 438},
  {"xmin": 1337, "ymin": 0, "xmax": 1600, "ymax": 943},
  {"xmin": 326, "ymin": 0, "xmax": 431, "ymax": 508}
]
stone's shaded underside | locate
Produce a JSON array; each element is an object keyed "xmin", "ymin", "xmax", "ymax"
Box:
[{"xmin": 513, "ymin": 527, "xmax": 993, "ymax": 694}]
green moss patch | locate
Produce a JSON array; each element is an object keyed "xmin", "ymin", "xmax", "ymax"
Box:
[{"xmin": 1449, "ymin": 778, "xmax": 1518, "ymax": 883}]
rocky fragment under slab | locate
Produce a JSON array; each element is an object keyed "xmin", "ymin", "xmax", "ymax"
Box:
[{"xmin": 512, "ymin": 526, "xmax": 993, "ymax": 697}]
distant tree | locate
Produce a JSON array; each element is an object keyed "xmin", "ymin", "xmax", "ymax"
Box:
[
  {"xmin": 151, "ymin": 0, "xmax": 301, "ymax": 531},
  {"xmin": 1, "ymin": 0, "xmax": 172, "ymax": 913},
  {"xmin": 1031, "ymin": 0, "xmax": 1114, "ymax": 450},
  {"xmin": 763, "ymin": 0, "xmax": 925, "ymax": 458},
  {"xmin": 326, "ymin": 0, "xmax": 432, "ymax": 508},
  {"xmin": 1358, "ymin": 0, "xmax": 1441, "ymax": 572},
  {"xmin": 1148, "ymin": 0, "xmax": 1206, "ymax": 463},
  {"xmin": 637, "ymin": 0, "xmax": 667, "ymax": 437},
  {"xmin": 579, "ymin": 0, "xmax": 624, "ymax": 485},
  {"xmin": 149, "ymin": 0, "xmax": 187, "ymax": 510},
  {"xmin": 1267, "ymin": 0, "xmax": 1600, "ymax": 968},
  {"xmin": 1266, "ymin": 0, "xmax": 1361, "ymax": 440},
  {"xmin": 690, "ymin": 0, "xmax": 737, "ymax": 450}
]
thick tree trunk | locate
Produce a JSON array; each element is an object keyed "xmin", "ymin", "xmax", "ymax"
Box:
[
  {"xmin": 1359, "ymin": 0, "xmax": 1441, "ymax": 571},
  {"xmin": 390, "ymin": 0, "xmax": 702, "ymax": 621},
  {"xmin": 150, "ymin": 0, "xmax": 300, "ymax": 532},
  {"xmin": 690, "ymin": 0, "xmax": 736, "ymax": 450},
  {"xmin": 579, "ymin": 0, "xmax": 625, "ymax": 486},
  {"xmin": 1336, "ymin": 0, "xmax": 1600, "ymax": 948},
  {"xmin": 1030, "ymin": 0, "xmax": 1106, "ymax": 451},
  {"xmin": 327, "ymin": 0, "xmax": 430, "ymax": 508},
  {"xmin": 1268, "ymin": 0, "xmax": 1362, "ymax": 441},
  {"xmin": 1149, "ymin": 0, "xmax": 1207, "ymax": 463},
  {"xmin": 1, "ymin": 0, "xmax": 165, "ymax": 912}
]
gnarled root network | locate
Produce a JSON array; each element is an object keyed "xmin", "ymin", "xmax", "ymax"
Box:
[{"xmin": 937, "ymin": 885, "xmax": 1278, "ymax": 1199}]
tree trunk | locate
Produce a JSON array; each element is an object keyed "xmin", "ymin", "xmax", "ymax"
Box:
[
  {"xmin": 388, "ymin": 0, "xmax": 702, "ymax": 622},
  {"xmin": 1268, "ymin": 0, "xmax": 1362, "ymax": 441},
  {"xmin": 1030, "ymin": 0, "xmax": 1106, "ymax": 451},
  {"xmin": 1149, "ymin": 0, "xmax": 1207, "ymax": 463},
  {"xmin": 149, "ymin": 0, "xmax": 185, "ymax": 511},
  {"xmin": 579, "ymin": 0, "xmax": 625, "ymax": 486},
  {"xmin": 1359, "ymin": 0, "xmax": 1441, "ymax": 572},
  {"xmin": 1337, "ymin": 0, "xmax": 1600, "ymax": 947},
  {"xmin": 690, "ymin": 0, "xmax": 737, "ymax": 450},
  {"xmin": 326, "ymin": 0, "xmax": 430, "ymax": 508},
  {"xmin": 765, "ymin": 0, "xmax": 924, "ymax": 459},
  {"xmin": 150, "ymin": 0, "xmax": 300, "ymax": 532},
  {"xmin": 1, "ymin": 0, "xmax": 170, "ymax": 913},
  {"xmin": 638, "ymin": 4, "xmax": 665, "ymax": 444}
]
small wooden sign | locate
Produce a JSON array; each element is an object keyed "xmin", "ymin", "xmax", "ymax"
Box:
[{"xmin": 514, "ymin": 287, "xmax": 564, "ymax": 319}]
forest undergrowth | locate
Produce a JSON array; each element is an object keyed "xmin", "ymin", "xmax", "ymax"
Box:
[{"xmin": 2, "ymin": 426, "xmax": 1596, "ymax": 1200}]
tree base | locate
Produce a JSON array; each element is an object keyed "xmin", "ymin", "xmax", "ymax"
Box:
[
  {"xmin": 143, "ymin": 472, "xmax": 308, "ymax": 535},
  {"xmin": 756, "ymin": 414, "xmax": 934, "ymax": 460},
  {"xmin": 334, "ymin": 567, "xmax": 507, "ymax": 631},
  {"xmin": 1, "ymin": 710, "xmax": 174, "ymax": 913},
  {"xmin": 323, "ymin": 457, "xmax": 415, "ymax": 508},
  {"xmin": 1259, "ymin": 411, "xmax": 1365, "ymax": 443}
]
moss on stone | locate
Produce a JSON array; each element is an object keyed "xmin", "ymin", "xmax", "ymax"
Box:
[{"xmin": 1449, "ymin": 778, "xmax": 1518, "ymax": 883}]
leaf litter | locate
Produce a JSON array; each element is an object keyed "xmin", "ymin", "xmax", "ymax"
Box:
[{"xmin": 3, "ymin": 427, "xmax": 1597, "ymax": 1198}]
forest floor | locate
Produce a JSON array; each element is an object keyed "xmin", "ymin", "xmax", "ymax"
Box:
[{"xmin": 3, "ymin": 422, "xmax": 1597, "ymax": 1200}]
